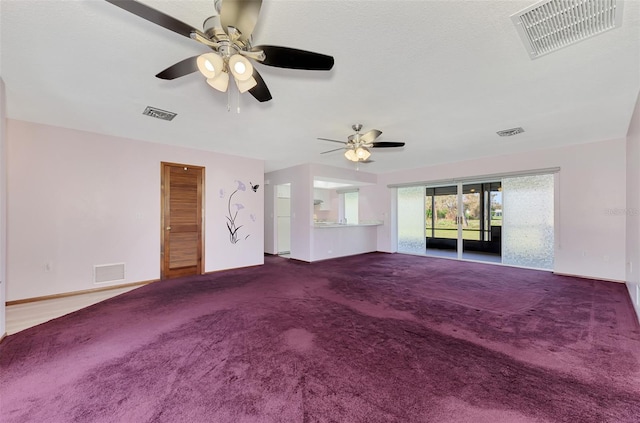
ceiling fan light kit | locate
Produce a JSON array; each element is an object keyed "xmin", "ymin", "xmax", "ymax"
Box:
[
  {"xmin": 345, "ymin": 147, "xmax": 371, "ymax": 162},
  {"xmin": 197, "ymin": 53, "xmax": 223, "ymax": 79},
  {"xmin": 344, "ymin": 149, "xmax": 358, "ymax": 162},
  {"xmin": 228, "ymin": 54, "xmax": 253, "ymax": 81},
  {"xmin": 319, "ymin": 124, "xmax": 405, "ymax": 164},
  {"xmin": 206, "ymin": 73, "xmax": 229, "ymax": 92},
  {"xmin": 105, "ymin": 0, "xmax": 334, "ymax": 104},
  {"xmin": 236, "ymin": 76, "xmax": 258, "ymax": 93}
]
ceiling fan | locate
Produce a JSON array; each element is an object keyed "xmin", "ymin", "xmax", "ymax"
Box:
[
  {"xmin": 318, "ymin": 124, "xmax": 405, "ymax": 162},
  {"xmin": 104, "ymin": 0, "xmax": 335, "ymax": 103}
]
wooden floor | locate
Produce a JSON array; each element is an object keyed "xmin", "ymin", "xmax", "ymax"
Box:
[{"xmin": 5, "ymin": 285, "xmax": 142, "ymax": 335}]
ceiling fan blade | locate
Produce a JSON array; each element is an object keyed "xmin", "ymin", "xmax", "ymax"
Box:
[
  {"xmin": 220, "ymin": 0, "xmax": 262, "ymax": 43},
  {"xmin": 105, "ymin": 0, "xmax": 203, "ymax": 39},
  {"xmin": 360, "ymin": 129, "xmax": 382, "ymax": 144},
  {"xmin": 370, "ymin": 141, "xmax": 406, "ymax": 148},
  {"xmin": 248, "ymin": 67, "xmax": 272, "ymax": 102},
  {"xmin": 321, "ymin": 147, "xmax": 346, "ymax": 154},
  {"xmin": 253, "ymin": 45, "xmax": 334, "ymax": 70},
  {"xmin": 317, "ymin": 138, "xmax": 346, "ymax": 144},
  {"xmin": 156, "ymin": 56, "xmax": 199, "ymax": 80}
]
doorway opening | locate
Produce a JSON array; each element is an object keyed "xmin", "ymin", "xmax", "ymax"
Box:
[{"xmin": 275, "ymin": 183, "xmax": 291, "ymax": 257}]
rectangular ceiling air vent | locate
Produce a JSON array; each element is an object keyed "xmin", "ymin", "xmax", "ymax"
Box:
[
  {"xmin": 94, "ymin": 263, "xmax": 125, "ymax": 284},
  {"xmin": 497, "ymin": 127, "xmax": 525, "ymax": 137},
  {"xmin": 511, "ymin": 0, "xmax": 624, "ymax": 59},
  {"xmin": 143, "ymin": 106, "xmax": 177, "ymax": 121}
]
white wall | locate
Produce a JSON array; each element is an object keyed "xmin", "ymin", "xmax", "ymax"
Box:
[
  {"xmin": 626, "ymin": 92, "xmax": 640, "ymax": 323},
  {"xmin": 0, "ymin": 79, "xmax": 7, "ymax": 336},
  {"xmin": 375, "ymin": 138, "xmax": 627, "ymax": 281},
  {"xmin": 7, "ymin": 120, "xmax": 264, "ymax": 301}
]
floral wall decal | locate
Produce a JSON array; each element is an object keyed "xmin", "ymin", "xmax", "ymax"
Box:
[
  {"xmin": 226, "ymin": 180, "xmax": 246, "ymax": 244},
  {"xmin": 223, "ymin": 179, "xmax": 260, "ymax": 244}
]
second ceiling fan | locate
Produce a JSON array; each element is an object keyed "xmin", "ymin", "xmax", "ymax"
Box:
[
  {"xmin": 318, "ymin": 124, "xmax": 406, "ymax": 163},
  {"xmin": 105, "ymin": 0, "xmax": 334, "ymax": 103}
]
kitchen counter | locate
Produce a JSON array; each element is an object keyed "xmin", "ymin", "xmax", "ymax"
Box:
[
  {"xmin": 313, "ymin": 221, "xmax": 383, "ymax": 228},
  {"xmin": 311, "ymin": 222, "xmax": 382, "ymax": 261}
]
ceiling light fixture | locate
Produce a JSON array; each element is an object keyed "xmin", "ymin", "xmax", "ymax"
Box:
[
  {"xmin": 356, "ymin": 147, "xmax": 371, "ymax": 161},
  {"xmin": 344, "ymin": 147, "xmax": 371, "ymax": 162},
  {"xmin": 344, "ymin": 149, "xmax": 358, "ymax": 162},
  {"xmin": 196, "ymin": 52, "xmax": 256, "ymax": 94},
  {"xmin": 197, "ymin": 53, "xmax": 223, "ymax": 78},
  {"xmin": 206, "ymin": 73, "xmax": 230, "ymax": 92},
  {"xmin": 229, "ymin": 54, "xmax": 253, "ymax": 81}
]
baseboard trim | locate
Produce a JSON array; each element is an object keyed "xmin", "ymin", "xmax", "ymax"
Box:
[
  {"xmin": 553, "ymin": 272, "xmax": 625, "ymax": 284},
  {"xmin": 6, "ymin": 279, "xmax": 158, "ymax": 306}
]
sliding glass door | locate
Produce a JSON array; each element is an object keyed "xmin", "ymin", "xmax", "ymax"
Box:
[
  {"xmin": 422, "ymin": 183, "xmax": 501, "ymax": 262},
  {"xmin": 461, "ymin": 182, "xmax": 502, "ymax": 263},
  {"xmin": 397, "ymin": 173, "xmax": 554, "ymax": 270},
  {"xmin": 425, "ymin": 186, "xmax": 459, "ymax": 258}
]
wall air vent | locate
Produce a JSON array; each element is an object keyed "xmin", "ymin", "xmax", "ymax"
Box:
[
  {"xmin": 143, "ymin": 106, "xmax": 177, "ymax": 121},
  {"xmin": 497, "ymin": 127, "xmax": 525, "ymax": 137},
  {"xmin": 511, "ymin": 0, "xmax": 624, "ymax": 59},
  {"xmin": 94, "ymin": 263, "xmax": 125, "ymax": 284}
]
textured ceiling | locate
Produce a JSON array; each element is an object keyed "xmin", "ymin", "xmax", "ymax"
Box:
[{"xmin": 1, "ymin": 0, "xmax": 639, "ymax": 174}]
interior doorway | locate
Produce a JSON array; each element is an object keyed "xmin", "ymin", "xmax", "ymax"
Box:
[
  {"xmin": 275, "ymin": 183, "xmax": 291, "ymax": 257},
  {"xmin": 161, "ymin": 162, "xmax": 204, "ymax": 279}
]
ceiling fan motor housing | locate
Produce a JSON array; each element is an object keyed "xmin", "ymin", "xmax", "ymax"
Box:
[{"xmin": 203, "ymin": 15, "xmax": 221, "ymax": 37}]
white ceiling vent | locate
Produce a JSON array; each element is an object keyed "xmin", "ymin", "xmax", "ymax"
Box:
[
  {"xmin": 94, "ymin": 263, "xmax": 125, "ymax": 284},
  {"xmin": 497, "ymin": 127, "xmax": 525, "ymax": 137},
  {"xmin": 511, "ymin": 0, "xmax": 624, "ymax": 59},
  {"xmin": 143, "ymin": 106, "xmax": 177, "ymax": 121}
]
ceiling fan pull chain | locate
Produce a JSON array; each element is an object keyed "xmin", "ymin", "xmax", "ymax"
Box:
[
  {"xmin": 227, "ymin": 86, "xmax": 231, "ymax": 112},
  {"xmin": 237, "ymin": 87, "xmax": 241, "ymax": 114}
]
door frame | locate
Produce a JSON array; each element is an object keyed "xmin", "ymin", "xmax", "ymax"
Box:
[
  {"xmin": 275, "ymin": 183, "xmax": 291, "ymax": 256},
  {"xmin": 160, "ymin": 162, "xmax": 205, "ymax": 279}
]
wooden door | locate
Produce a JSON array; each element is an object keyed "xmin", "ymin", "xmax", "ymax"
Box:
[{"xmin": 161, "ymin": 162, "xmax": 204, "ymax": 279}]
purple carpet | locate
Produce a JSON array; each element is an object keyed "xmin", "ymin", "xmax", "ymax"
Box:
[{"xmin": 1, "ymin": 253, "xmax": 639, "ymax": 422}]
